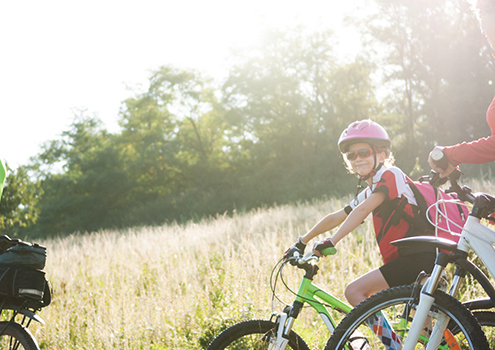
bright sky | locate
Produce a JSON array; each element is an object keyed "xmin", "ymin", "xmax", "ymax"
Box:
[{"xmin": 0, "ymin": 0, "xmax": 363, "ymax": 168}]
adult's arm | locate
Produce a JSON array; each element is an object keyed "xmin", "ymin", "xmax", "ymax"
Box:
[{"xmin": 443, "ymin": 137, "xmax": 495, "ymax": 165}]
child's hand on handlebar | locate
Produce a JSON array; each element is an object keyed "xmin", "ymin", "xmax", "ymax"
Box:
[
  {"xmin": 283, "ymin": 237, "xmax": 306, "ymax": 260},
  {"xmin": 313, "ymin": 238, "xmax": 335, "ymax": 257}
]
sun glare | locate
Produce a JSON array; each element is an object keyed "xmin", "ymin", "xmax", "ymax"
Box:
[
  {"xmin": 188, "ymin": 0, "xmax": 365, "ymax": 76},
  {"xmin": 0, "ymin": 0, "xmax": 366, "ymax": 167}
]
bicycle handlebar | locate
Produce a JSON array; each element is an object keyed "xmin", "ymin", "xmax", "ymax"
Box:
[
  {"xmin": 291, "ymin": 251, "xmax": 320, "ymax": 265},
  {"xmin": 431, "ymin": 148, "xmax": 449, "ymax": 170},
  {"xmin": 288, "ymin": 247, "xmax": 338, "ymax": 265},
  {"xmin": 426, "ymin": 150, "xmax": 473, "ymax": 201},
  {"xmin": 436, "ymin": 169, "xmax": 495, "ymax": 221},
  {"xmin": 429, "ymin": 149, "xmax": 495, "ymax": 219},
  {"xmin": 442, "ymin": 172, "xmax": 475, "ymax": 203}
]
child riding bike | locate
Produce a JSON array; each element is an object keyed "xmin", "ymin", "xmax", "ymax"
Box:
[{"xmin": 284, "ymin": 120, "xmax": 439, "ymax": 349}]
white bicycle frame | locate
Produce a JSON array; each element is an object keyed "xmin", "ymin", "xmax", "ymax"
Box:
[{"xmin": 402, "ymin": 212, "xmax": 495, "ymax": 350}]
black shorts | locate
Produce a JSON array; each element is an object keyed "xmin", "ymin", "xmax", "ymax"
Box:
[{"xmin": 379, "ymin": 252, "xmax": 436, "ymax": 288}]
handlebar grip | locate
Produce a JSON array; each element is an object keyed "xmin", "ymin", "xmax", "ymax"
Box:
[
  {"xmin": 431, "ymin": 149, "xmax": 449, "ymax": 170},
  {"xmin": 320, "ymin": 247, "xmax": 337, "ymax": 256}
]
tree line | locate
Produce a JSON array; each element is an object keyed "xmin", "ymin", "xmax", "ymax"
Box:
[{"xmin": 3, "ymin": 0, "xmax": 495, "ymax": 238}]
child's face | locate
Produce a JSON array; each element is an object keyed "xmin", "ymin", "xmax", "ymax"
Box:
[{"xmin": 347, "ymin": 143, "xmax": 386, "ymax": 177}]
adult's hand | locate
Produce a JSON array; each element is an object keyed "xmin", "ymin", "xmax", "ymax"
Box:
[{"xmin": 428, "ymin": 146, "xmax": 457, "ymax": 178}]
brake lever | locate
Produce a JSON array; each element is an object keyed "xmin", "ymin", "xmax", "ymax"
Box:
[{"xmin": 429, "ymin": 170, "xmax": 448, "ymax": 188}]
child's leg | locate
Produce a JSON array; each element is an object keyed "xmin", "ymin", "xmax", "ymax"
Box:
[
  {"xmin": 346, "ymin": 268, "xmax": 401, "ymax": 350},
  {"xmin": 345, "ymin": 268, "xmax": 389, "ymax": 307}
]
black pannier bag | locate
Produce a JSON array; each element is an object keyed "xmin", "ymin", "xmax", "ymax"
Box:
[
  {"xmin": 0, "ymin": 239, "xmax": 46, "ymax": 270},
  {"xmin": 0, "ymin": 235, "xmax": 51, "ymax": 309},
  {"xmin": 0, "ymin": 244, "xmax": 46, "ymax": 270},
  {"xmin": 0, "ymin": 266, "xmax": 50, "ymax": 309}
]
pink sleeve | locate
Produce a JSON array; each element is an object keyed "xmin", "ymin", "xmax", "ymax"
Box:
[{"xmin": 443, "ymin": 95, "xmax": 495, "ymax": 165}]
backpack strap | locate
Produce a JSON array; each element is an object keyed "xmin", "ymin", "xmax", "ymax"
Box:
[{"xmin": 375, "ymin": 196, "xmax": 409, "ymax": 244}]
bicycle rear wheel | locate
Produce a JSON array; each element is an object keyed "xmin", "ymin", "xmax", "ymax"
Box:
[
  {"xmin": 0, "ymin": 321, "xmax": 39, "ymax": 350},
  {"xmin": 206, "ymin": 319, "xmax": 310, "ymax": 350},
  {"xmin": 325, "ymin": 285, "xmax": 489, "ymax": 350}
]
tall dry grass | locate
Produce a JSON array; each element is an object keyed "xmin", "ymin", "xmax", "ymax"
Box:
[{"xmin": 24, "ymin": 178, "xmax": 495, "ymax": 349}]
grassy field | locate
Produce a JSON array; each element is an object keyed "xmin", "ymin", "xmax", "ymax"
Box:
[{"xmin": 23, "ymin": 179, "xmax": 495, "ymax": 349}]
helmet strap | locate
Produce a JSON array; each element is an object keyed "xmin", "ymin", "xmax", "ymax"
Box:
[
  {"xmin": 353, "ymin": 143, "xmax": 385, "ymax": 195},
  {"xmin": 360, "ymin": 164, "xmax": 381, "ymax": 181},
  {"xmin": 359, "ymin": 144, "xmax": 382, "ymax": 181},
  {"xmin": 355, "ymin": 178, "xmax": 366, "ymax": 197},
  {"xmin": 356, "ymin": 163, "xmax": 383, "ymax": 196}
]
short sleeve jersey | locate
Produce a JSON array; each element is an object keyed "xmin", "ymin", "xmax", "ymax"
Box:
[{"xmin": 349, "ymin": 166, "xmax": 421, "ymax": 264}]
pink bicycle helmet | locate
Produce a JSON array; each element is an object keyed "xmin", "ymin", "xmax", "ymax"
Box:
[{"xmin": 338, "ymin": 120, "xmax": 391, "ymax": 153}]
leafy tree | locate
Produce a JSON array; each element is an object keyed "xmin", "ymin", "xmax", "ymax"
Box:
[
  {"xmin": 36, "ymin": 19, "xmax": 495, "ymax": 235},
  {"xmin": 34, "ymin": 114, "xmax": 132, "ymax": 234},
  {"xmin": 0, "ymin": 165, "xmax": 40, "ymax": 236},
  {"xmin": 118, "ymin": 66, "xmax": 234, "ymax": 222},
  {"xmin": 354, "ymin": 0, "xmax": 495, "ymax": 174},
  {"xmin": 222, "ymin": 27, "xmax": 379, "ymax": 204}
]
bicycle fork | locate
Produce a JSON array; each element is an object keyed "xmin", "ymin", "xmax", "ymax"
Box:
[
  {"xmin": 269, "ymin": 311, "xmax": 289, "ymax": 350},
  {"xmin": 269, "ymin": 302, "xmax": 302, "ymax": 350},
  {"xmin": 402, "ymin": 254, "xmax": 465, "ymax": 350}
]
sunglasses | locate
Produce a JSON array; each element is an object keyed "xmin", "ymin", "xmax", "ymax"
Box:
[{"xmin": 345, "ymin": 148, "xmax": 374, "ymax": 161}]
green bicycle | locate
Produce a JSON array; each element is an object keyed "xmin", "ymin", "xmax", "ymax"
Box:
[
  {"xmin": 206, "ymin": 248, "xmax": 349, "ymax": 350},
  {"xmin": 206, "ymin": 248, "xmax": 487, "ymax": 350}
]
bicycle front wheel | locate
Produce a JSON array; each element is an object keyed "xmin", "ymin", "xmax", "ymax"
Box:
[
  {"xmin": 0, "ymin": 321, "xmax": 39, "ymax": 350},
  {"xmin": 325, "ymin": 285, "xmax": 489, "ymax": 350},
  {"xmin": 206, "ymin": 319, "xmax": 310, "ymax": 350},
  {"xmin": 470, "ymin": 311, "xmax": 495, "ymax": 349}
]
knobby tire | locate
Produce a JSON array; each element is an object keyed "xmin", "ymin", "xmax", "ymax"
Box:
[
  {"xmin": 471, "ymin": 311, "xmax": 495, "ymax": 349},
  {"xmin": 325, "ymin": 285, "xmax": 489, "ymax": 350},
  {"xmin": 206, "ymin": 319, "xmax": 310, "ymax": 350}
]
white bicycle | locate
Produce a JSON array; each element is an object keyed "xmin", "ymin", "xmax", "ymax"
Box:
[{"xmin": 326, "ymin": 169, "xmax": 494, "ymax": 350}]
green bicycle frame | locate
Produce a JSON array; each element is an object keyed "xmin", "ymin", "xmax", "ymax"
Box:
[
  {"xmin": 284, "ymin": 262, "xmax": 435, "ymax": 349},
  {"xmin": 294, "ymin": 276, "xmax": 352, "ymax": 333},
  {"xmin": 271, "ymin": 259, "xmax": 354, "ymax": 350}
]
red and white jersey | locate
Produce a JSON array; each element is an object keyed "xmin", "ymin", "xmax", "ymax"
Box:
[
  {"xmin": 348, "ymin": 166, "xmax": 422, "ymax": 264},
  {"xmin": 349, "ymin": 166, "xmax": 417, "ymax": 208}
]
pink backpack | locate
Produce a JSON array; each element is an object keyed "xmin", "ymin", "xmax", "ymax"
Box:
[{"xmin": 405, "ymin": 178, "xmax": 469, "ymax": 244}]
